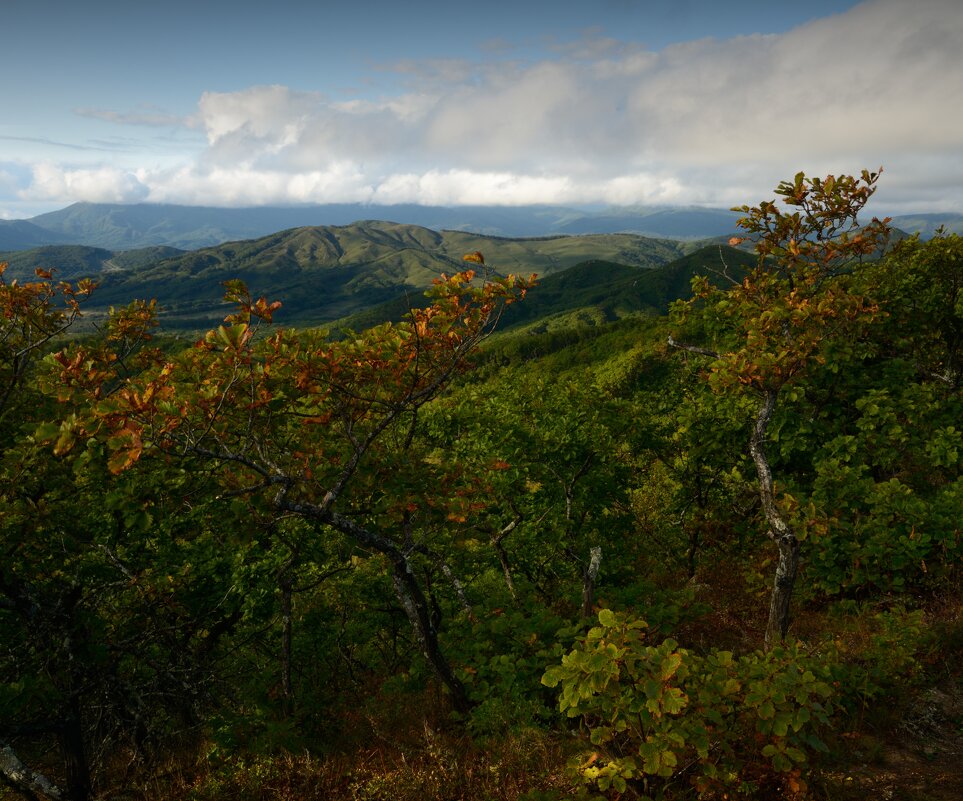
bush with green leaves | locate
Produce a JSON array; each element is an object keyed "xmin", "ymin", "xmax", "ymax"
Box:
[
  {"xmin": 821, "ymin": 603, "xmax": 930, "ymax": 711},
  {"xmin": 451, "ymin": 607, "xmax": 577, "ymax": 737},
  {"xmin": 542, "ymin": 610, "xmax": 835, "ymax": 799}
]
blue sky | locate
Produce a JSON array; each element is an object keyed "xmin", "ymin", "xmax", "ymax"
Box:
[{"xmin": 2, "ymin": 0, "xmax": 960, "ymax": 218}]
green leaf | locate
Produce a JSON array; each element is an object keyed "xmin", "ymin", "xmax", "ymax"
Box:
[
  {"xmin": 660, "ymin": 651, "xmax": 683, "ymax": 681},
  {"xmin": 597, "ymin": 608, "xmax": 617, "ymax": 628},
  {"xmin": 786, "ymin": 746, "xmax": 807, "ymax": 764},
  {"xmin": 541, "ymin": 667, "xmax": 562, "ymax": 688}
]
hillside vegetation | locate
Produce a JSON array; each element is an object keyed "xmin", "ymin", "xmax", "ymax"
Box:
[{"xmin": 1, "ymin": 172, "xmax": 961, "ymax": 801}]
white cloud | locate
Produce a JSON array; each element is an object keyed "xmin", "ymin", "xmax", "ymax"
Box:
[
  {"xmin": 23, "ymin": 163, "xmax": 150, "ymax": 204},
  {"xmin": 621, "ymin": 0, "xmax": 963, "ymax": 165},
  {"xmin": 129, "ymin": 164, "xmax": 699, "ymax": 208},
  {"xmin": 141, "ymin": 162, "xmax": 375, "ymax": 206},
  {"xmin": 372, "ymin": 170, "xmax": 577, "ymax": 206},
  {"xmin": 12, "ymin": 0, "xmax": 963, "ymax": 213},
  {"xmin": 198, "ymin": 86, "xmax": 321, "ymax": 146}
]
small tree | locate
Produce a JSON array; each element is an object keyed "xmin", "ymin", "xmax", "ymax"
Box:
[
  {"xmin": 670, "ymin": 170, "xmax": 891, "ymax": 648},
  {"xmin": 54, "ymin": 266, "xmax": 532, "ymax": 713}
]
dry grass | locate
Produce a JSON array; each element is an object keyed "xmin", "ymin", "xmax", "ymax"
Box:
[{"xmin": 153, "ymin": 725, "xmax": 574, "ymax": 801}]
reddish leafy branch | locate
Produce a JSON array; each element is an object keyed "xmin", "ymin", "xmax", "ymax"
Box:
[{"xmin": 0, "ymin": 264, "xmax": 94, "ymax": 420}]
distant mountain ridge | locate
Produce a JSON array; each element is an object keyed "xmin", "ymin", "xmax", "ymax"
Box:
[
  {"xmin": 11, "ymin": 202, "xmax": 746, "ymax": 250},
  {"xmin": 18, "ymin": 220, "xmax": 697, "ymax": 329},
  {"xmin": 0, "ymin": 219, "xmax": 70, "ymax": 250},
  {"xmin": 6, "ymin": 202, "xmax": 958, "ymax": 253},
  {"xmin": 0, "ymin": 245, "xmax": 187, "ymax": 281}
]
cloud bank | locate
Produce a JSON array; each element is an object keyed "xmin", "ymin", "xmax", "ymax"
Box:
[{"xmin": 14, "ymin": 0, "xmax": 963, "ymax": 213}]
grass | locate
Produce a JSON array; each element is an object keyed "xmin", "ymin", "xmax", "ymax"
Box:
[{"xmin": 128, "ymin": 726, "xmax": 575, "ymax": 801}]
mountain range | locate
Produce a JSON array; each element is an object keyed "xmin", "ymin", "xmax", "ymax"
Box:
[
  {"xmin": 3, "ymin": 202, "xmax": 961, "ymax": 253},
  {"xmin": 0, "ymin": 202, "xmax": 747, "ymax": 251},
  {"xmin": 26, "ymin": 221, "xmax": 698, "ymax": 329},
  {"xmin": 3, "ymin": 201, "xmax": 961, "ymax": 335}
]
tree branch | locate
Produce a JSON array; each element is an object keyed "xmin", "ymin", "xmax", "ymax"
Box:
[
  {"xmin": 666, "ymin": 336, "xmax": 719, "ymax": 359},
  {"xmin": 0, "ymin": 743, "xmax": 63, "ymax": 800}
]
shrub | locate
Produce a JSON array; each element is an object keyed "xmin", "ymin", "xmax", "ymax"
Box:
[{"xmin": 542, "ymin": 610, "xmax": 835, "ymax": 798}]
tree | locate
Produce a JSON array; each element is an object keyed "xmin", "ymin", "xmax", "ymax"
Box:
[
  {"xmin": 2, "ymin": 281, "xmax": 249, "ymax": 801},
  {"xmin": 670, "ymin": 170, "xmax": 891, "ymax": 648},
  {"xmin": 794, "ymin": 231, "xmax": 963, "ymax": 596},
  {"xmin": 870, "ymin": 231, "xmax": 963, "ymax": 390},
  {"xmin": 0, "ymin": 266, "xmax": 95, "ymax": 801},
  {"xmin": 0, "ymin": 264, "xmax": 92, "ymax": 425},
  {"xmin": 54, "ymin": 267, "xmax": 532, "ymax": 714},
  {"xmin": 424, "ymin": 360, "xmax": 639, "ymax": 616}
]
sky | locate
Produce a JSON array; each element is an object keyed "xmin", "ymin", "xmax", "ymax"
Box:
[{"xmin": 2, "ymin": 0, "xmax": 961, "ymax": 219}]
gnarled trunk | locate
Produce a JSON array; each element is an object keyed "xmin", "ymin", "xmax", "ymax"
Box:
[
  {"xmin": 766, "ymin": 534, "xmax": 800, "ymax": 649},
  {"xmin": 57, "ymin": 700, "xmax": 91, "ymax": 801},
  {"xmin": 750, "ymin": 389, "xmax": 800, "ymax": 650},
  {"xmin": 280, "ymin": 500, "xmax": 472, "ymax": 713},
  {"xmin": 390, "ymin": 556, "xmax": 472, "ymax": 714}
]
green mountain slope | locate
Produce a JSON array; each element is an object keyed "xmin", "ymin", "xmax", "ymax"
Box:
[
  {"xmin": 496, "ymin": 244, "xmax": 749, "ymax": 329},
  {"xmin": 0, "ymin": 219, "xmax": 68, "ymax": 251},
  {"xmin": 0, "ymin": 245, "xmax": 115, "ymax": 279},
  {"xmin": 105, "ymin": 246, "xmax": 187, "ymax": 270},
  {"xmin": 82, "ymin": 222, "xmax": 691, "ymax": 329},
  {"xmin": 0, "ymin": 245, "xmax": 188, "ymax": 281},
  {"xmin": 3, "ymin": 222, "xmax": 746, "ymax": 333},
  {"xmin": 331, "ymin": 244, "xmax": 755, "ymax": 335}
]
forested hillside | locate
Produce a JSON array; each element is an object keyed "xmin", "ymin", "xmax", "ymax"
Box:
[
  {"xmin": 1, "ymin": 172, "xmax": 961, "ymax": 801},
  {"xmin": 2, "ymin": 224, "xmax": 694, "ymax": 330}
]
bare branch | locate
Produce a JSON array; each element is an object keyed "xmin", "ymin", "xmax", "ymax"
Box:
[
  {"xmin": 667, "ymin": 336, "xmax": 719, "ymax": 359},
  {"xmin": 0, "ymin": 743, "xmax": 63, "ymax": 800}
]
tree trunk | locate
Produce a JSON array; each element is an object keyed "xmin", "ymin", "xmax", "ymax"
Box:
[
  {"xmin": 390, "ymin": 557, "xmax": 472, "ymax": 714},
  {"xmin": 490, "ymin": 514, "xmax": 521, "ymax": 603},
  {"xmin": 766, "ymin": 534, "xmax": 800, "ymax": 649},
  {"xmin": 281, "ymin": 501, "xmax": 473, "ymax": 714},
  {"xmin": 749, "ymin": 389, "xmax": 799, "ymax": 650},
  {"xmin": 685, "ymin": 526, "xmax": 701, "ymax": 580},
  {"xmin": 57, "ymin": 698, "xmax": 91, "ymax": 801},
  {"xmin": 492, "ymin": 537, "xmax": 518, "ymax": 602},
  {"xmin": 581, "ymin": 546, "xmax": 602, "ymax": 620}
]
